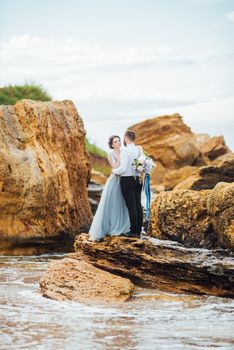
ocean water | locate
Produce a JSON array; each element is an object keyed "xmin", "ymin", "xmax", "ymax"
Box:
[{"xmin": 0, "ymin": 254, "xmax": 233, "ymax": 350}]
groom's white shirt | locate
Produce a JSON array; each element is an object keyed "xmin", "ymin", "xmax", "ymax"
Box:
[{"xmin": 113, "ymin": 143, "xmax": 140, "ymax": 177}]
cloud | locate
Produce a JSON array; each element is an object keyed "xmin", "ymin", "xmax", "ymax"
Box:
[
  {"xmin": 0, "ymin": 34, "xmax": 233, "ymax": 152},
  {"xmin": 0, "ymin": 34, "xmax": 230, "ymax": 105},
  {"xmin": 0, "ymin": 34, "xmax": 225, "ymax": 78},
  {"xmin": 193, "ymin": 0, "xmax": 226, "ymax": 3},
  {"xmin": 226, "ymin": 11, "xmax": 234, "ymax": 23}
]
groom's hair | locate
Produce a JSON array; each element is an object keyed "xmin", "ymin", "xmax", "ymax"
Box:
[{"xmin": 125, "ymin": 130, "xmax": 136, "ymax": 142}]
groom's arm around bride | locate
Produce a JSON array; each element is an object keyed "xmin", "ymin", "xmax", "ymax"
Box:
[{"xmin": 113, "ymin": 131, "xmax": 143, "ymax": 237}]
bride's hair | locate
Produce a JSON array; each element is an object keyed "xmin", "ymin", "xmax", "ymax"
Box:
[{"xmin": 108, "ymin": 135, "xmax": 120, "ymax": 149}]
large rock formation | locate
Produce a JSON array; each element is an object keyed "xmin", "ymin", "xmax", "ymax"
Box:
[
  {"xmin": 150, "ymin": 182, "xmax": 234, "ymax": 251},
  {"xmin": 129, "ymin": 114, "xmax": 230, "ymax": 191},
  {"xmin": 175, "ymin": 153, "xmax": 234, "ymax": 190},
  {"xmin": 74, "ymin": 234, "xmax": 234, "ymax": 298},
  {"xmin": 40, "ymin": 257, "xmax": 134, "ymax": 302},
  {"xmin": 0, "ymin": 99, "xmax": 92, "ymax": 254},
  {"xmin": 130, "ymin": 114, "xmax": 205, "ymax": 169},
  {"xmin": 208, "ymin": 182, "xmax": 234, "ymax": 251},
  {"xmin": 150, "ymin": 189, "xmax": 212, "ymax": 248},
  {"xmin": 198, "ymin": 135, "xmax": 230, "ymax": 161}
]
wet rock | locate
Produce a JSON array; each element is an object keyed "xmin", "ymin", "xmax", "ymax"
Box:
[
  {"xmin": 0, "ymin": 100, "xmax": 92, "ymax": 254},
  {"xmin": 74, "ymin": 234, "xmax": 234, "ymax": 298},
  {"xmin": 87, "ymin": 182, "xmax": 103, "ymax": 215},
  {"xmin": 40, "ymin": 257, "xmax": 134, "ymax": 302}
]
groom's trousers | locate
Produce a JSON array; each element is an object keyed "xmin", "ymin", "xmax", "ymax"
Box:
[{"xmin": 120, "ymin": 176, "xmax": 143, "ymax": 234}]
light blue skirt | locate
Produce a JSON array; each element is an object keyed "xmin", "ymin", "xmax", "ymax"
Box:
[{"xmin": 89, "ymin": 174, "xmax": 130, "ymax": 241}]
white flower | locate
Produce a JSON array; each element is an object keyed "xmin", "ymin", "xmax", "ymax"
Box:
[
  {"xmin": 137, "ymin": 165, "xmax": 144, "ymax": 173},
  {"xmin": 145, "ymin": 158, "xmax": 152, "ymax": 165},
  {"xmin": 138, "ymin": 155, "xmax": 146, "ymax": 164}
]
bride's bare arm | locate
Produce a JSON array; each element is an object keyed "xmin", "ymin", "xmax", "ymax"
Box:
[{"xmin": 107, "ymin": 154, "xmax": 120, "ymax": 169}]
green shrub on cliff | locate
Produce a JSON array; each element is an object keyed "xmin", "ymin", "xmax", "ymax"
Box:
[
  {"xmin": 0, "ymin": 83, "xmax": 52, "ymax": 105},
  {"xmin": 85, "ymin": 139, "xmax": 107, "ymax": 158},
  {"xmin": 86, "ymin": 139, "xmax": 111, "ymax": 176}
]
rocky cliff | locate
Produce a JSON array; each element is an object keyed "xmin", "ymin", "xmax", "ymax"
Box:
[
  {"xmin": 129, "ymin": 114, "xmax": 230, "ymax": 191},
  {"xmin": 40, "ymin": 234, "xmax": 234, "ymax": 301},
  {"xmin": 150, "ymin": 182, "xmax": 234, "ymax": 250},
  {"xmin": 0, "ymin": 99, "xmax": 92, "ymax": 254}
]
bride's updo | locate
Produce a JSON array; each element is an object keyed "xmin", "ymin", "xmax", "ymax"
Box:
[{"xmin": 108, "ymin": 135, "xmax": 120, "ymax": 149}]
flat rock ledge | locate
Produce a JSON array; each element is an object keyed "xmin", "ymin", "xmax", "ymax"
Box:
[
  {"xmin": 40, "ymin": 258, "xmax": 134, "ymax": 302},
  {"xmin": 74, "ymin": 234, "xmax": 234, "ymax": 298}
]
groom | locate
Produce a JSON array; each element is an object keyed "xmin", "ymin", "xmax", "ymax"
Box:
[{"xmin": 113, "ymin": 130, "xmax": 143, "ymax": 237}]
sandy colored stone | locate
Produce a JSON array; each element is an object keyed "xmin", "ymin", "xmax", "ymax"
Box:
[
  {"xmin": 40, "ymin": 257, "xmax": 134, "ymax": 302},
  {"xmin": 74, "ymin": 234, "xmax": 234, "ymax": 298},
  {"xmin": 130, "ymin": 114, "xmax": 205, "ymax": 169},
  {"xmin": 151, "ymin": 182, "xmax": 234, "ymax": 251},
  {"xmin": 91, "ymin": 168, "xmax": 107, "ymax": 185},
  {"xmin": 163, "ymin": 165, "xmax": 198, "ymax": 190},
  {"xmin": 150, "ymin": 189, "xmax": 213, "ymax": 248},
  {"xmin": 207, "ymin": 182, "xmax": 234, "ymax": 251},
  {"xmin": 175, "ymin": 153, "xmax": 234, "ymax": 190},
  {"xmin": 0, "ymin": 99, "xmax": 92, "ymax": 254},
  {"xmin": 129, "ymin": 114, "xmax": 230, "ymax": 190},
  {"xmin": 199, "ymin": 135, "xmax": 230, "ymax": 161}
]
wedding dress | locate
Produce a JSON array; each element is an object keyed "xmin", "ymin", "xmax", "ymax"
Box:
[{"xmin": 89, "ymin": 150, "xmax": 130, "ymax": 241}]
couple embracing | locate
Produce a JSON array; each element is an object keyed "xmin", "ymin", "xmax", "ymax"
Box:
[{"xmin": 89, "ymin": 130, "xmax": 144, "ymax": 241}]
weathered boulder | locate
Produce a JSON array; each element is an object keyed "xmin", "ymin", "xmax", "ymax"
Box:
[
  {"xmin": 90, "ymin": 168, "xmax": 107, "ymax": 185},
  {"xmin": 0, "ymin": 99, "xmax": 92, "ymax": 254},
  {"xmin": 130, "ymin": 114, "xmax": 205, "ymax": 169},
  {"xmin": 130, "ymin": 114, "xmax": 230, "ymax": 190},
  {"xmin": 74, "ymin": 234, "xmax": 234, "ymax": 298},
  {"xmin": 40, "ymin": 257, "xmax": 134, "ymax": 302},
  {"xmin": 163, "ymin": 165, "xmax": 198, "ymax": 191},
  {"xmin": 150, "ymin": 189, "xmax": 213, "ymax": 248},
  {"xmin": 150, "ymin": 182, "xmax": 234, "ymax": 251},
  {"xmin": 208, "ymin": 182, "xmax": 234, "ymax": 251},
  {"xmin": 198, "ymin": 135, "xmax": 230, "ymax": 161},
  {"xmin": 175, "ymin": 153, "xmax": 234, "ymax": 190}
]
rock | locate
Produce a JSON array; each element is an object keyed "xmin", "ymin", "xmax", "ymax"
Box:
[
  {"xmin": 74, "ymin": 234, "xmax": 234, "ymax": 298},
  {"xmin": 163, "ymin": 165, "xmax": 198, "ymax": 191},
  {"xmin": 150, "ymin": 189, "xmax": 213, "ymax": 248},
  {"xmin": 89, "ymin": 153, "xmax": 111, "ymax": 177},
  {"xmin": 129, "ymin": 114, "xmax": 230, "ymax": 190},
  {"xmin": 150, "ymin": 182, "xmax": 234, "ymax": 250},
  {"xmin": 130, "ymin": 114, "xmax": 205, "ymax": 169},
  {"xmin": 208, "ymin": 182, "xmax": 234, "ymax": 251},
  {"xmin": 0, "ymin": 99, "xmax": 92, "ymax": 255},
  {"xmin": 199, "ymin": 135, "xmax": 230, "ymax": 161},
  {"xmin": 175, "ymin": 153, "xmax": 234, "ymax": 190},
  {"xmin": 91, "ymin": 168, "xmax": 107, "ymax": 185},
  {"xmin": 40, "ymin": 257, "xmax": 134, "ymax": 302}
]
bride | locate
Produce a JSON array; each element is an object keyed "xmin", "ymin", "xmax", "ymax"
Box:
[{"xmin": 89, "ymin": 135, "xmax": 130, "ymax": 241}]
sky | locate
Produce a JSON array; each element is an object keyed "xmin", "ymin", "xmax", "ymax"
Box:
[{"xmin": 0, "ymin": 0, "xmax": 234, "ymax": 151}]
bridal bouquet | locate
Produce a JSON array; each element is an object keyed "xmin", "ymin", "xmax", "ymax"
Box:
[{"xmin": 132, "ymin": 155, "xmax": 155, "ymax": 174}]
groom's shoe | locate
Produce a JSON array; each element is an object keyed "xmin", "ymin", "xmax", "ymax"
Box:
[
  {"xmin": 121, "ymin": 231, "xmax": 132, "ymax": 237},
  {"xmin": 128, "ymin": 232, "xmax": 141, "ymax": 238}
]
